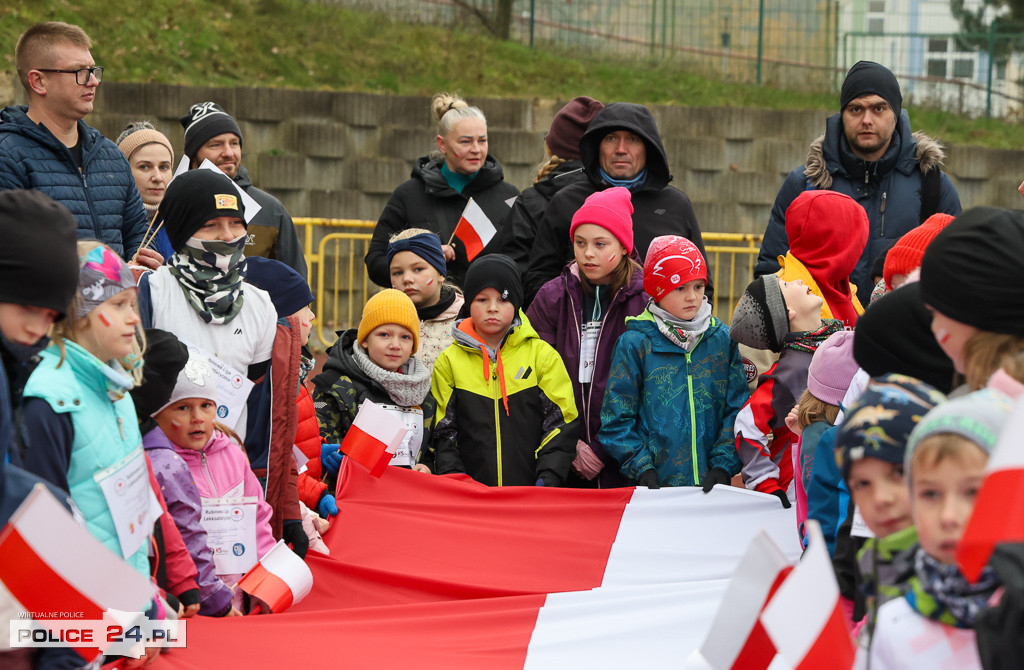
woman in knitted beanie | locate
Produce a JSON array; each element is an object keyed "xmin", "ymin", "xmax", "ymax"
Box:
[{"xmin": 116, "ymin": 120, "xmax": 176, "ymax": 262}]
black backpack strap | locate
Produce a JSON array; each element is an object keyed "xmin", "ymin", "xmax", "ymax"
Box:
[{"xmin": 919, "ymin": 167, "xmax": 942, "ymax": 222}]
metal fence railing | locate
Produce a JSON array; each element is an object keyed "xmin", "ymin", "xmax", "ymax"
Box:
[
  {"xmin": 315, "ymin": 0, "xmax": 1024, "ymax": 119},
  {"xmin": 295, "ymin": 218, "xmax": 761, "ymax": 350}
]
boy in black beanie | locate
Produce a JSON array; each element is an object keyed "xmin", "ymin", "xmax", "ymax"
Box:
[{"xmin": 432, "ymin": 254, "xmax": 580, "ymax": 487}]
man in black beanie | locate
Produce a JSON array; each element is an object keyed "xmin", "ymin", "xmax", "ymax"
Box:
[
  {"xmin": 757, "ymin": 60, "xmax": 961, "ymax": 300},
  {"xmin": 180, "ymin": 101, "xmax": 307, "ymax": 279}
]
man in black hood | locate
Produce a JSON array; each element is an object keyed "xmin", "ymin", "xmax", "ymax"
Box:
[{"xmin": 524, "ymin": 103, "xmax": 705, "ymax": 302}]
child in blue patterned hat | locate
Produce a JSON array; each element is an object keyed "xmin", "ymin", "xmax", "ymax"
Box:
[
  {"xmin": 833, "ymin": 374, "xmax": 946, "ymax": 648},
  {"xmin": 867, "ymin": 388, "xmax": 1014, "ymax": 668}
]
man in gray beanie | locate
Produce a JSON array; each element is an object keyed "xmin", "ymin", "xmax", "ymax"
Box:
[
  {"xmin": 756, "ymin": 60, "xmax": 961, "ymax": 300},
  {"xmin": 180, "ymin": 101, "xmax": 307, "ymax": 279}
]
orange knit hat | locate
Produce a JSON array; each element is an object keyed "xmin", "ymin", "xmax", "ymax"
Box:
[{"xmin": 883, "ymin": 213, "xmax": 955, "ymax": 290}]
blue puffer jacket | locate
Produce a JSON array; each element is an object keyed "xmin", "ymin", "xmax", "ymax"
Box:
[
  {"xmin": 599, "ymin": 310, "xmax": 749, "ymax": 487},
  {"xmin": 756, "ymin": 111, "xmax": 961, "ymax": 299},
  {"xmin": 0, "ymin": 105, "xmax": 147, "ymax": 259}
]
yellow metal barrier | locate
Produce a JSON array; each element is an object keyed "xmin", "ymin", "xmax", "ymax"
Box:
[{"xmin": 294, "ymin": 218, "xmax": 762, "ymax": 350}]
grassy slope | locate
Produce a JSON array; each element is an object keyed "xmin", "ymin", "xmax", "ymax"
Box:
[{"xmin": 2, "ymin": 0, "xmax": 1022, "ymax": 147}]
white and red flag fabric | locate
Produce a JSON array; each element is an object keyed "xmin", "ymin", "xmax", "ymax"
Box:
[
  {"xmin": 451, "ymin": 197, "xmax": 496, "ymax": 261},
  {"xmin": 687, "ymin": 531, "xmax": 794, "ymax": 670},
  {"xmin": 238, "ymin": 540, "xmax": 314, "ymax": 613},
  {"xmin": 761, "ymin": 520, "xmax": 854, "ymax": 670},
  {"xmin": 0, "ymin": 484, "xmax": 155, "ymax": 662},
  {"xmin": 958, "ymin": 394, "xmax": 1024, "ymax": 582},
  {"xmin": 337, "ymin": 399, "xmax": 410, "ymax": 479},
  {"xmin": 159, "ymin": 461, "xmax": 801, "ymax": 668}
]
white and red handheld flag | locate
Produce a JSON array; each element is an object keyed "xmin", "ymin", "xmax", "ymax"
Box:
[
  {"xmin": 237, "ymin": 540, "xmax": 314, "ymax": 613},
  {"xmin": 337, "ymin": 399, "xmax": 410, "ymax": 479},
  {"xmin": 687, "ymin": 530, "xmax": 793, "ymax": 670},
  {"xmin": 0, "ymin": 484, "xmax": 155, "ymax": 662},
  {"xmin": 761, "ymin": 520, "xmax": 854, "ymax": 670},
  {"xmin": 451, "ymin": 197, "xmax": 496, "ymax": 262},
  {"xmin": 958, "ymin": 394, "xmax": 1024, "ymax": 582}
]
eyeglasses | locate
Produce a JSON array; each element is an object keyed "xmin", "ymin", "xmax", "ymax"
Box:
[{"xmin": 34, "ymin": 66, "xmax": 104, "ymax": 85}]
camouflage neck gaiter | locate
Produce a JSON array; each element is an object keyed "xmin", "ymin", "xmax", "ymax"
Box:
[{"xmin": 167, "ymin": 234, "xmax": 247, "ymax": 325}]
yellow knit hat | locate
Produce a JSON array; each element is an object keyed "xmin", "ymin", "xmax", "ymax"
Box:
[{"xmin": 356, "ymin": 289, "xmax": 420, "ymax": 353}]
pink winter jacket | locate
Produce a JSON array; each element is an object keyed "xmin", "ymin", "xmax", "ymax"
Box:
[{"xmin": 172, "ymin": 430, "xmax": 276, "ymax": 562}]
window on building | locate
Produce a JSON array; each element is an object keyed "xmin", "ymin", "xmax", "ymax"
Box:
[
  {"xmin": 927, "ymin": 60, "xmax": 947, "ymax": 77},
  {"xmin": 868, "ymin": 18, "xmax": 884, "ymax": 33},
  {"xmin": 869, "ymin": 0, "xmax": 885, "ymax": 11},
  {"xmin": 928, "ymin": 38, "xmax": 949, "ymax": 53},
  {"xmin": 953, "ymin": 59, "xmax": 974, "ymax": 78}
]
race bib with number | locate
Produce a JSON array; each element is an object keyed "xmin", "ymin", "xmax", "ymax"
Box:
[
  {"xmin": 378, "ymin": 405, "xmax": 424, "ymax": 468},
  {"xmin": 578, "ymin": 321, "xmax": 601, "ymax": 384}
]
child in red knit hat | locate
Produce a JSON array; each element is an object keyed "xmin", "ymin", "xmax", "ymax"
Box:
[
  {"xmin": 882, "ymin": 212, "xmax": 955, "ymax": 291},
  {"xmin": 599, "ymin": 235, "xmax": 749, "ymax": 489}
]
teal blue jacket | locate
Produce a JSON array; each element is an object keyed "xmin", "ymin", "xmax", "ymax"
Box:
[
  {"xmin": 598, "ymin": 311, "xmax": 748, "ymax": 486},
  {"xmin": 22, "ymin": 341, "xmax": 149, "ymax": 577}
]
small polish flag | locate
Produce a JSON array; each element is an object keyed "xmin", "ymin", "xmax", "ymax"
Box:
[
  {"xmin": 452, "ymin": 197, "xmax": 496, "ymax": 262},
  {"xmin": 0, "ymin": 484, "xmax": 155, "ymax": 661},
  {"xmin": 761, "ymin": 520, "xmax": 854, "ymax": 670},
  {"xmin": 338, "ymin": 399, "xmax": 410, "ymax": 479},
  {"xmin": 958, "ymin": 394, "xmax": 1024, "ymax": 582},
  {"xmin": 687, "ymin": 531, "xmax": 793, "ymax": 670},
  {"xmin": 237, "ymin": 540, "xmax": 314, "ymax": 613}
]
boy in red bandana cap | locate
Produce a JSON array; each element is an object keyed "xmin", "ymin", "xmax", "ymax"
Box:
[{"xmin": 599, "ymin": 236, "xmax": 749, "ymax": 489}]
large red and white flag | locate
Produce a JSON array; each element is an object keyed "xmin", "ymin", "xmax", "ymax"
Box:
[
  {"xmin": 687, "ymin": 531, "xmax": 794, "ymax": 670},
  {"xmin": 159, "ymin": 460, "xmax": 802, "ymax": 670},
  {"xmin": 452, "ymin": 197, "xmax": 496, "ymax": 261},
  {"xmin": 761, "ymin": 520, "xmax": 854, "ymax": 670},
  {"xmin": 338, "ymin": 399, "xmax": 410, "ymax": 479},
  {"xmin": 238, "ymin": 540, "xmax": 314, "ymax": 613},
  {"xmin": 958, "ymin": 394, "xmax": 1024, "ymax": 582},
  {"xmin": 0, "ymin": 484, "xmax": 155, "ymax": 662}
]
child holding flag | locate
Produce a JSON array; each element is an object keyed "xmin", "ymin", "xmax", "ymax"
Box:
[
  {"xmin": 599, "ymin": 236, "xmax": 748, "ymax": 489},
  {"xmin": 153, "ymin": 349, "xmax": 275, "ymax": 614},
  {"xmin": 432, "ymin": 255, "xmax": 579, "ymax": 487},
  {"xmin": 312, "ymin": 289, "xmax": 435, "ymax": 488},
  {"xmin": 527, "ymin": 187, "xmax": 647, "ymax": 488},
  {"xmin": 867, "ymin": 389, "xmax": 1013, "ymax": 668}
]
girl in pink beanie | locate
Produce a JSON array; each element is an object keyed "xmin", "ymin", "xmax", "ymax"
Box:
[{"xmin": 526, "ymin": 187, "xmax": 648, "ymax": 487}]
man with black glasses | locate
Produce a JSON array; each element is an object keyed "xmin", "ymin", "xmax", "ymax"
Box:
[{"xmin": 0, "ymin": 22, "xmax": 158, "ymax": 268}]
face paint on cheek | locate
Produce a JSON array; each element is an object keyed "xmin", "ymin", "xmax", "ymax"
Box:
[
  {"xmin": 170, "ymin": 419, "xmax": 183, "ymax": 429},
  {"xmin": 96, "ymin": 311, "xmax": 112, "ymax": 328},
  {"xmin": 608, "ymin": 255, "xmax": 618, "ymax": 264},
  {"xmin": 936, "ymin": 328, "xmax": 951, "ymax": 345},
  {"xmin": 426, "ymin": 278, "xmax": 433, "ymax": 286}
]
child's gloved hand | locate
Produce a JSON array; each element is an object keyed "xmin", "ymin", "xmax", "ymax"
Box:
[
  {"xmin": 637, "ymin": 470, "xmax": 660, "ymax": 489},
  {"xmin": 770, "ymin": 489, "xmax": 791, "ymax": 509},
  {"xmin": 318, "ymin": 493, "xmax": 338, "ymax": 519},
  {"xmin": 283, "ymin": 519, "xmax": 310, "ymax": 559},
  {"xmin": 320, "ymin": 443, "xmax": 343, "ymax": 475},
  {"xmin": 701, "ymin": 467, "xmax": 730, "ymax": 493}
]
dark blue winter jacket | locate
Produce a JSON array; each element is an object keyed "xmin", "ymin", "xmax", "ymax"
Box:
[
  {"xmin": 756, "ymin": 111, "xmax": 961, "ymax": 299},
  {"xmin": 0, "ymin": 105, "xmax": 148, "ymax": 259}
]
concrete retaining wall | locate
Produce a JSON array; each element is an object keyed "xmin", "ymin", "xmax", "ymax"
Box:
[{"xmin": 6, "ymin": 80, "xmax": 1023, "ymax": 234}]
